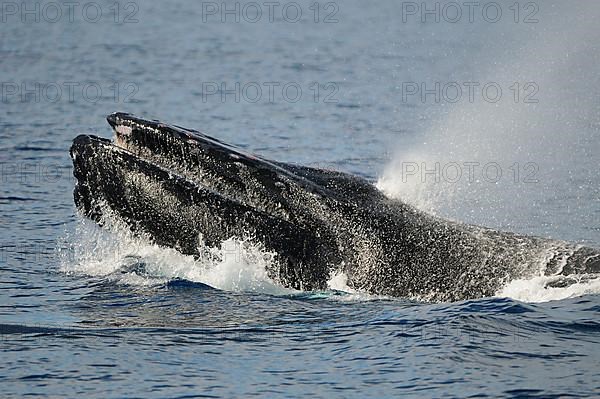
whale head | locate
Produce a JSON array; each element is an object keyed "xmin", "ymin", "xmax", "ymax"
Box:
[{"xmin": 70, "ymin": 113, "xmax": 387, "ymax": 290}]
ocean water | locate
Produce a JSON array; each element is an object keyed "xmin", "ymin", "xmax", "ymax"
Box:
[{"xmin": 2, "ymin": 0, "xmax": 600, "ymax": 397}]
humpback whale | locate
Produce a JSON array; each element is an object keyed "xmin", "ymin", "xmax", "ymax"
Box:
[{"xmin": 70, "ymin": 113, "xmax": 600, "ymax": 301}]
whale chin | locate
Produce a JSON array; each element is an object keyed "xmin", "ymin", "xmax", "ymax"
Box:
[{"xmin": 70, "ymin": 113, "xmax": 600, "ymax": 302}]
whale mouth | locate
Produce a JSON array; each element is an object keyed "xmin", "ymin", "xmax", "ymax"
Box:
[
  {"xmin": 70, "ymin": 112, "xmax": 297, "ymax": 234},
  {"xmin": 101, "ymin": 112, "xmax": 336, "ymax": 224},
  {"xmin": 69, "ymin": 113, "xmax": 338, "ymax": 290}
]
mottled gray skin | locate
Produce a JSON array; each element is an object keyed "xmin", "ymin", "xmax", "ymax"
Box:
[{"xmin": 70, "ymin": 113, "xmax": 600, "ymax": 301}]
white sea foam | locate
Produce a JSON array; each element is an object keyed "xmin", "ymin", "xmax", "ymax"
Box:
[
  {"xmin": 326, "ymin": 271, "xmax": 391, "ymax": 301},
  {"xmin": 326, "ymin": 270, "xmax": 354, "ymax": 292},
  {"xmin": 59, "ymin": 217, "xmax": 295, "ymax": 295},
  {"xmin": 497, "ymin": 274, "xmax": 600, "ymax": 303}
]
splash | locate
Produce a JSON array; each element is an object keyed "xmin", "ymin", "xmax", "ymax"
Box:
[
  {"xmin": 59, "ymin": 215, "xmax": 295, "ymax": 295},
  {"xmin": 326, "ymin": 271, "xmax": 392, "ymax": 301},
  {"xmin": 327, "ymin": 270, "xmax": 355, "ymax": 292},
  {"xmin": 497, "ymin": 274, "xmax": 600, "ymax": 303},
  {"xmin": 58, "ymin": 214, "xmax": 393, "ymax": 300},
  {"xmin": 377, "ymin": 3, "xmax": 600, "ymax": 240},
  {"xmin": 375, "ymin": 3, "xmax": 600, "ymax": 303}
]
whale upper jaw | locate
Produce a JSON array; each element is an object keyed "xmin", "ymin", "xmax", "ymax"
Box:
[{"xmin": 102, "ymin": 112, "xmax": 338, "ymax": 223}]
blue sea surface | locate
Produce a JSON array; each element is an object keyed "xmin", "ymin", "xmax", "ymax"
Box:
[{"xmin": 1, "ymin": 1, "xmax": 600, "ymax": 397}]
